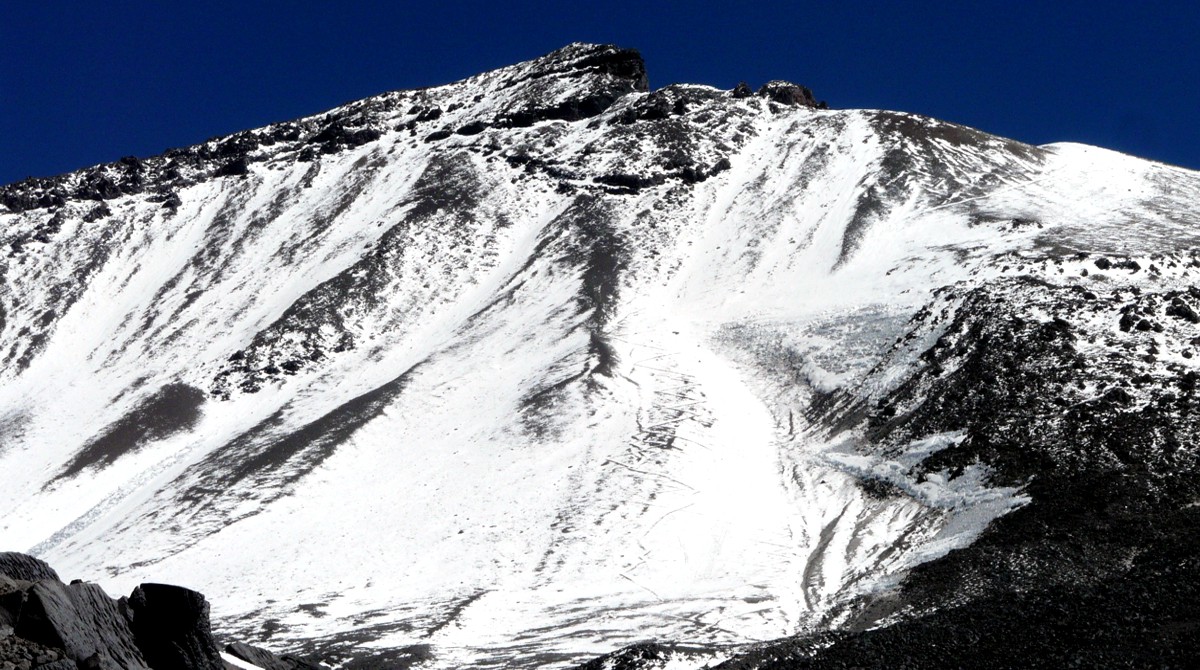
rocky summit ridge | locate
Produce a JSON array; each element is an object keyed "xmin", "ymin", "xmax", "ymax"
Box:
[
  {"xmin": 0, "ymin": 43, "xmax": 830, "ymax": 216},
  {"xmin": 1, "ymin": 43, "xmax": 647, "ymax": 213},
  {"xmin": 2, "ymin": 44, "xmax": 1200, "ymax": 669}
]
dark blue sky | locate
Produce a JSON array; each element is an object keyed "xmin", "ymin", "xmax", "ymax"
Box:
[{"xmin": 3, "ymin": 1, "xmax": 1198, "ymax": 185}]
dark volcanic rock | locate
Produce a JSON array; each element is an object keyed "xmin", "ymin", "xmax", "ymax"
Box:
[
  {"xmin": 126, "ymin": 584, "xmax": 222, "ymax": 670},
  {"xmin": 225, "ymin": 642, "xmax": 288, "ymax": 669},
  {"xmin": 756, "ymin": 80, "xmax": 826, "ymax": 108},
  {"xmin": 574, "ymin": 642, "xmax": 714, "ymax": 670},
  {"xmin": 309, "ymin": 122, "xmax": 381, "ymax": 154},
  {"xmin": 225, "ymin": 642, "xmax": 281, "ymax": 669},
  {"xmin": 225, "ymin": 642, "xmax": 328, "ymax": 670},
  {"xmin": 711, "ymin": 275, "xmax": 1200, "ymax": 668},
  {"xmin": 0, "ymin": 633, "xmax": 76, "ymax": 670},
  {"xmin": 11, "ymin": 580, "xmax": 148, "ymax": 670},
  {"xmin": 1, "ymin": 581, "xmax": 24, "ymax": 629},
  {"xmin": 522, "ymin": 43, "xmax": 648, "ymax": 92},
  {"xmin": 213, "ymin": 157, "xmax": 250, "ymax": 178},
  {"xmin": 494, "ymin": 44, "xmax": 648, "ymax": 128},
  {"xmin": 455, "ymin": 120, "xmax": 489, "ymax": 136},
  {"xmin": 1, "ymin": 554, "xmax": 330, "ymax": 670},
  {"xmin": 1168, "ymin": 295, "xmax": 1200, "ymax": 323},
  {"xmin": 0, "ymin": 554, "xmax": 60, "ymax": 583},
  {"xmin": 717, "ymin": 544, "xmax": 1200, "ymax": 669}
]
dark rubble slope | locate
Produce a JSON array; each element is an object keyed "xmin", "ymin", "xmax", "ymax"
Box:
[{"xmin": 692, "ymin": 258, "xmax": 1200, "ymax": 668}]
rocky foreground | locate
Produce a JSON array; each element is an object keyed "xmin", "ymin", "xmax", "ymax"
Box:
[{"xmin": 0, "ymin": 552, "xmax": 323, "ymax": 670}]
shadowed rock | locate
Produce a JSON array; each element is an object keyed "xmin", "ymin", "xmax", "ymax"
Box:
[
  {"xmin": 0, "ymin": 553, "xmax": 60, "ymax": 583},
  {"xmin": 224, "ymin": 642, "xmax": 328, "ymax": 670},
  {"xmin": 11, "ymin": 580, "xmax": 148, "ymax": 669},
  {"xmin": 126, "ymin": 584, "xmax": 223, "ymax": 670},
  {"xmin": 1, "ymin": 554, "xmax": 329, "ymax": 669},
  {"xmin": 756, "ymin": 80, "xmax": 827, "ymax": 108},
  {"xmin": 0, "ymin": 633, "xmax": 76, "ymax": 669}
]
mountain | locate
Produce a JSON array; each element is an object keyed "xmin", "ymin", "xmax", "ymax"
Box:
[{"xmin": 2, "ymin": 43, "xmax": 1198, "ymax": 668}]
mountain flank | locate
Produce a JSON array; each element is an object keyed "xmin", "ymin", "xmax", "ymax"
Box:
[{"xmin": 2, "ymin": 43, "xmax": 1199, "ymax": 668}]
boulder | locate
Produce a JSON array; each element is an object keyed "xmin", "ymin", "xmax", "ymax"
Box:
[
  {"xmin": 224, "ymin": 642, "xmax": 285, "ymax": 670},
  {"xmin": 756, "ymin": 80, "xmax": 827, "ymax": 108},
  {"xmin": 126, "ymin": 584, "xmax": 223, "ymax": 670},
  {"xmin": 0, "ymin": 556, "xmax": 325, "ymax": 670},
  {"xmin": 1167, "ymin": 296, "xmax": 1200, "ymax": 323},
  {"xmin": 225, "ymin": 642, "xmax": 328, "ymax": 670}
]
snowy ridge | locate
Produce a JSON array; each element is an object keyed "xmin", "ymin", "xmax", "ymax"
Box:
[{"xmin": 2, "ymin": 44, "xmax": 1199, "ymax": 668}]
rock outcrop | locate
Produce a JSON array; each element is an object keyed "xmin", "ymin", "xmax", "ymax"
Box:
[
  {"xmin": 0, "ymin": 555, "xmax": 59, "ymax": 584},
  {"xmin": 0, "ymin": 44, "xmax": 651, "ymax": 216},
  {"xmin": 223, "ymin": 643, "xmax": 325, "ymax": 670},
  {"xmin": 12, "ymin": 580, "xmax": 148, "ymax": 669},
  {"xmin": 0, "ymin": 555, "xmax": 325, "ymax": 670},
  {"xmin": 756, "ymin": 80, "xmax": 827, "ymax": 108},
  {"xmin": 126, "ymin": 585, "xmax": 221, "ymax": 670}
]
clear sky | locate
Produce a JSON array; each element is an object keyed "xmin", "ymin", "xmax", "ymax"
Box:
[{"xmin": 3, "ymin": 1, "xmax": 1198, "ymax": 185}]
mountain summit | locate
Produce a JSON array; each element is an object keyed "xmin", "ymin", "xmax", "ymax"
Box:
[{"xmin": 2, "ymin": 44, "xmax": 1199, "ymax": 668}]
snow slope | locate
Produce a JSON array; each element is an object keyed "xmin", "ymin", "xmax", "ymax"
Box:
[{"xmin": 2, "ymin": 44, "xmax": 1199, "ymax": 668}]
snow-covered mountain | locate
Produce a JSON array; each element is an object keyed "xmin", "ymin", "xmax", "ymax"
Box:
[{"xmin": 2, "ymin": 44, "xmax": 1198, "ymax": 668}]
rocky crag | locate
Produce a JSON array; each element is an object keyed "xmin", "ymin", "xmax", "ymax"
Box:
[{"xmin": 0, "ymin": 553, "xmax": 324, "ymax": 670}]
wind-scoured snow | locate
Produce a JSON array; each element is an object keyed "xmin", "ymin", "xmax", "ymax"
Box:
[{"xmin": 2, "ymin": 43, "xmax": 1199, "ymax": 668}]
